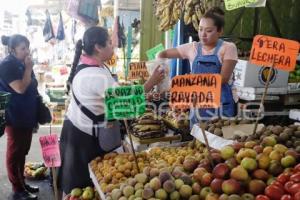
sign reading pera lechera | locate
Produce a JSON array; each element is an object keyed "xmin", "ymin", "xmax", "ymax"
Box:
[
  {"xmin": 224, "ymin": 0, "xmax": 256, "ymax": 10},
  {"xmin": 105, "ymin": 85, "xmax": 146, "ymax": 120},
  {"xmin": 170, "ymin": 74, "xmax": 221, "ymax": 109},
  {"xmin": 128, "ymin": 62, "xmax": 149, "ymax": 80},
  {"xmin": 250, "ymin": 35, "xmax": 299, "ymax": 71}
]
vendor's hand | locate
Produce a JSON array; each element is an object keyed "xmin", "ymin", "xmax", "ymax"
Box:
[
  {"xmin": 149, "ymin": 65, "xmax": 165, "ymax": 85},
  {"xmin": 24, "ymin": 55, "xmax": 34, "ymax": 70}
]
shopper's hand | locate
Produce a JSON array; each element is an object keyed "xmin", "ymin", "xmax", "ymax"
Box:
[
  {"xmin": 24, "ymin": 55, "xmax": 34, "ymax": 70},
  {"xmin": 149, "ymin": 65, "xmax": 165, "ymax": 85}
]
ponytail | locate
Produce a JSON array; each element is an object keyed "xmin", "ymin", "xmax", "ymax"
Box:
[{"xmin": 66, "ymin": 40, "xmax": 83, "ymax": 94}]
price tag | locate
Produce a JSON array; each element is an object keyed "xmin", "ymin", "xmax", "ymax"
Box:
[
  {"xmin": 170, "ymin": 74, "xmax": 221, "ymax": 109},
  {"xmin": 128, "ymin": 62, "xmax": 149, "ymax": 80},
  {"xmin": 250, "ymin": 35, "xmax": 299, "ymax": 71},
  {"xmin": 39, "ymin": 134, "xmax": 61, "ymax": 167},
  {"xmin": 224, "ymin": 0, "xmax": 257, "ymax": 10},
  {"xmin": 105, "ymin": 85, "xmax": 146, "ymax": 120}
]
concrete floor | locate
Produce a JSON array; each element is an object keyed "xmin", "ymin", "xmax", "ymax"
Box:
[{"xmin": 0, "ymin": 125, "xmax": 62, "ymax": 200}]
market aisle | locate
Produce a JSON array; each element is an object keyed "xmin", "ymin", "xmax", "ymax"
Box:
[{"xmin": 0, "ymin": 125, "xmax": 62, "ymax": 200}]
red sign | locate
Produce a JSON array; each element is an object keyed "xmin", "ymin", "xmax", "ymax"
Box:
[{"xmin": 39, "ymin": 134, "xmax": 61, "ymax": 167}]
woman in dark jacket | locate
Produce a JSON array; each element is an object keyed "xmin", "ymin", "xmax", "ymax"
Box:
[{"xmin": 0, "ymin": 35, "xmax": 39, "ymax": 200}]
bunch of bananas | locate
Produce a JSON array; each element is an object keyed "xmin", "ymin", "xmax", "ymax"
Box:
[
  {"xmin": 131, "ymin": 111, "xmax": 167, "ymax": 139},
  {"xmin": 154, "ymin": 0, "xmax": 223, "ymax": 31},
  {"xmin": 24, "ymin": 162, "xmax": 47, "ymax": 179}
]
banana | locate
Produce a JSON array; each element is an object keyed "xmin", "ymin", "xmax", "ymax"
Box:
[
  {"xmin": 192, "ymin": 14, "xmax": 199, "ymax": 30},
  {"xmin": 133, "ymin": 124, "xmax": 162, "ymax": 132},
  {"xmin": 184, "ymin": 13, "xmax": 192, "ymax": 25}
]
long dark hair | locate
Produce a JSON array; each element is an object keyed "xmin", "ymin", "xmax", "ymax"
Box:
[
  {"xmin": 203, "ymin": 7, "xmax": 225, "ymax": 32},
  {"xmin": 1, "ymin": 34, "xmax": 30, "ymax": 54},
  {"xmin": 66, "ymin": 26, "xmax": 109, "ymax": 94}
]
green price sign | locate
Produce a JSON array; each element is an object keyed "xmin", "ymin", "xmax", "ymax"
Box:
[
  {"xmin": 105, "ymin": 85, "xmax": 146, "ymax": 120},
  {"xmin": 146, "ymin": 43, "xmax": 165, "ymax": 61},
  {"xmin": 224, "ymin": 0, "xmax": 257, "ymax": 10}
]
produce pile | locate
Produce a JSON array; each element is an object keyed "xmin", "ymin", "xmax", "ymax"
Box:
[
  {"xmin": 90, "ymin": 137, "xmax": 299, "ymax": 199},
  {"xmin": 24, "ymin": 162, "xmax": 47, "ymax": 179},
  {"xmin": 65, "ymin": 186, "xmax": 100, "ymax": 200},
  {"xmin": 162, "ymin": 110, "xmax": 189, "ymax": 131},
  {"xmin": 288, "ymin": 64, "xmax": 300, "ymax": 82},
  {"xmin": 154, "ymin": 0, "xmax": 223, "ymax": 31}
]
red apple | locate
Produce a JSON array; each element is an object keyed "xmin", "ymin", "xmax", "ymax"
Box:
[
  {"xmin": 206, "ymin": 193, "xmax": 219, "ymax": 200},
  {"xmin": 225, "ymin": 157, "xmax": 238, "ymax": 170},
  {"xmin": 212, "ymin": 152, "xmax": 224, "ymax": 164},
  {"xmin": 289, "ymin": 183, "xmax": 300, "ymax": 195},
  {"xmin": 232, "ymin": 142, "xmax": 244, "ymax": 152},
  {"xmin": 276, "ymin": 173, "xmax": 290, "ymax": 184},
  {"xmin": 265, "ymin": 185, "xmax": 285, "ymax": 200},
  {"xmin": 210, "ymin": 178, "xmax": 223, "ymax": 194},
  {"xmin": 290, "ymin": 172, "xmax": 300, "ymax": 183},
  {"xmin": 222, "ymin": 179, "xmax": 241, "ymax": 195},
  {"xmin": 201, "ymin": 173, "xmax": 213, "ymax": 186},
  {"xmin": 294, "ymin": 192, "xmax": 300, "ymax": 200},
  {"xmin": 212, "ymin": 163, "xmax": 230, "ymax": 179},
  {"xmin": 280, "ymin": 194, "xmax": 293, "ymax": 200},
  {"xmin": 284, "ymin": 181, "xmax": 294, "ymax": 193},
  {"xmin": 254, "ymin": 145, "xmax": 264, "ymax": 154},
  {"xmin": 252, "ymin": 169, "xmax": 269, "ymax": 181},
  {"xmin": 248, "ymin": 179, "xmax": 266, "ymax": 195},
  {"xmin": 193, "ymin": 167, "xmax": 207, "ymax": 183},
  {"xmin": 256, "ymin": 195, "xmax": 270, "ymax": 200}
]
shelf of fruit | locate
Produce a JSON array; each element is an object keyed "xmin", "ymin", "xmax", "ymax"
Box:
[
  {"xmin": 288, "ymin": 64, "xmax": 300, "ymax": 83},
  {"xmin": 89, "ymin": 134, "xmax": 299, "ymax": 200}
]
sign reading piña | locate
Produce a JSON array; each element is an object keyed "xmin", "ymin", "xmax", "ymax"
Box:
[
  {"xmin": 39, "ymin": 134, "xmax": 61, "ymax": 167},
  {"xmin": 250, "ymin": 35, "xmax": 299, "ymax": 71},
  {"xmin": 170, "ymin": 74, "xmax": 221, "ymax": 109},
  {"xmin": 128, "ymin": 62, "xmax": 149, "ymax": 80}
]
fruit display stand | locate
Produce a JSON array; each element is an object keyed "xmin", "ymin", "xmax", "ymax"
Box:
[{"xmin": 89, "ymin": 165, "xmax": 105, "ymax": 200}]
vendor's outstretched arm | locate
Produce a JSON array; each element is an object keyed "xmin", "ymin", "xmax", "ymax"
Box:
[{"xmin": 157, "ymin": 48, "xmax": 182, "ymax": 59}]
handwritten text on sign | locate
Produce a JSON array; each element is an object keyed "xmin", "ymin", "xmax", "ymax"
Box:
[
  {"xmin": 128, "ymin": 62, "xmax": 149, "ymax": 80},
  {"xmin": 250, "ymin": 35, "xmax": 299, "ymax": 71},
  {"xmin": 224, "ymin": 0, "xmax": 256, "ymax": 10},
  {"xmin": 39, "ymin": 134, "xmax": 61, "ymax": 167},
  {"xmin": 105, "ymin": 85, "xmax": 146, "ymax": 120},
  {"xmin": 106, "ymin": 54, "xmax": 117, "ymax": 67},
  {"xmin": 170, "ymin": 74, "xmax": 221, "ymax": 109}
]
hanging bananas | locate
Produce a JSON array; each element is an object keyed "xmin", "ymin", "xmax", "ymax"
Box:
[{"xmin": 154, "ymin": 0, "xmax": 223, "ymax": 32}]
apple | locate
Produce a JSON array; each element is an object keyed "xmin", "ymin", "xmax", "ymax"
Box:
[
  {"xmin": 290, "ymin": 172, "xmax": 300, "ymax": 183},
  {"xmin": 255, "ymin": 195, "xmax": 270, "ymax": 200},
  {"xmin": 285, "ymin": 149, "xmax": 300, "ymax": 160},
  {"xmin": 269, "ymin": 150, "xmax": 283, "ymax": 161},
  {"xmin": 199, "ymin": 186, "xmax": 212, "ymax": 199},
  {"xmin": 262, "ymin": 136, "xmax": 277, "ymax": 147},
  {"xmin": 257, "ymin": 154, "xmax": 271, "ymax": 169},
  {"xmin": 212, "ymin": 152, "xmax": 224, "ymax": 164},
  {"xmin": 289, "ymin": 183, "xmax": 300, "ymax": 195},
  {"xmin": 226, "ymin": 157, "xmax": 238, "ymax": 170},
  {"xmin": 210, "ymin": 178, "xmax": 224, "ymax": 194},
  {"xmin": 281, "ymin": 155, "xmax": 296, "ymax": 168},
  {"xmin": 241, "ymin": 193, "xmax": 255, "ymax": 200},
  {"xmin": 293, "ymin": 192, "xmax": 300, "ymax": 200},
  {"xmin": 295, "ymin": 164, "xmax": 300, "ymax": 172},
  {"xmin": 206, "ymin": 193, "xmax": 219, "ymax": 200},
  {"xmin": 252, "ymin": 169, "xmax": 269, "ymax": 181},
  {"xmin": 221, "ymin": 146, "xmax": 235, "ymax": 160},
  {"xmin": 276, "ymin": 173, "xmax": 290, "ymax": 184},
  {"xmin": 253, "ymin": 145, "xmax": 264, "ymax": 154},
  {"xmin": 232, "ymin": 143, "xmax": 244, "ymax": 152},
  {"xmin": 228, "ymin": 194, "xmax": 242, "ymax": 200},
  {"xmin": 192, "ymin": 182, "xmax": 201, "ymax": 194},
  {"xmin": 263, "ymin": 146, "xmax": 273, "ymax": 155},
  {"xmin": 193, "ymin": 167, "xmax": 207, "ymax": 182},
  {"xmin": 265, "ymin": 185, "xmax": 285, "ymax": 200},
  {"xmin": 222, "ymin": 179, "xmax": 241, "ymax": 195},
  {"xmin": 245, "ymin": 141, "xmax": 257, "ymax": 148},
  {"xmin": 248, "ymin": 179, "xmax": 266, "ymax": 195},
  {"xmin": 213, "ymin": 163, "xmax": 230, "ymax": 179},
  {"xmin": 241, "ymin": 157, "xmax": 257, "ymax": 171},
  {"xmin": 219, "ymin": 194, "xmax": 229, "ymax": 200},
  {"xmin": 230, "ymin": 166, "xmax": 249, "ymax": 181},
  {"xmin": 267, "ymin": 176, "xmax": 276, "ymax": 185},
  {"xmin": 284, "ymin": 181, "xmax": 294, "ymax": 193},
  {"xmin": 273, "ymin": 144, "xmax": 288, "ymax": 154},
  {"xmin": 268, "ymin": 160, "xmax": 284, "ymax": 176},
  {"xmin": 280, "ymin": 194, "xmax": 293, "ymax": 200},
  {"xmin": 201, "ymin": 173, "xmax": 213, "ymax": 186}
]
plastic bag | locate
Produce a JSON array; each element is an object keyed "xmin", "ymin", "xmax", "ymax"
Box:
[{"xmin": 146, "ymin": 59, "xmax": 171, "ymax": 93}]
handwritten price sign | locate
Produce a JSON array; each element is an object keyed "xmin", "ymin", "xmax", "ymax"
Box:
[
  {"xmin": 39, "ymin": 134, "xmax": 61, "ymax": 167},
  {"xmin": 170, "ymin": 74, "xmax": 222, "ymax": 109},
  {"xmin": 106, "ymin": 54, "xmax": 117, "ymax": 67},
  {"xmin": 250, "ymin": 35, "xmax": 299, "ymax": 71},
  {"xmin": 128, "ymin": 62, "xmax": 149, "ymax": 80},
  {"xmin": 224, "ymin": 0, "xmax": 257, "ymax": 10}
]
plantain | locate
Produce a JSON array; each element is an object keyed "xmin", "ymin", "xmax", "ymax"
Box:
[
  {"xmin": 133, "ymin": 124, "xmax": 162, "ymax": 132},
  {"xmin": 192, "ymin": 14, "xmax": 199, "ymax": 30},
  {"xmin": 184, "ymin": 13, "xmax": 192, "ymax": 25}
]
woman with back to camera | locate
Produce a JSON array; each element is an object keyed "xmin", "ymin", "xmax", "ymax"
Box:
[
  {"xmin": 58, "ymin": 26, "xmax": 165, "ymax": 196},
  {"xmin": 157, "ymin": 7, "xmax": 238, "ymax": 127},
  {"xmin": 0, "ymin": 35, "xmax": 39, "ymax": 200}
]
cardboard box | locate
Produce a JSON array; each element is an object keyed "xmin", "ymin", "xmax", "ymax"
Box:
[
  {"xmin": 289, "ymin": 109, "xmax": 300, "ymax": 121},
  {"xmin": 233, "ymin": 59, "xmax": 289, "ymax": 88}
]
